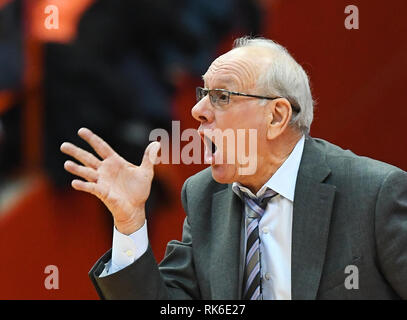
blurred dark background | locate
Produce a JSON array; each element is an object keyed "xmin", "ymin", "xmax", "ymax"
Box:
[{"xmin": 0, "ymin": 0, "xmax": 406, "ymax": 299}]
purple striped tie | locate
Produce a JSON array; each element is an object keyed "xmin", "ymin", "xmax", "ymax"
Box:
[{"xmin": 242, "ymin": 189, "xmax": 277, "ymax": 300}]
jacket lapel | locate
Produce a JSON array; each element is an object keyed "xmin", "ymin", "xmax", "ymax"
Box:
[
  {"xmin": 209, "ymin": 185, "xmax": 244, "ymax": 299},
  {"xmin": 291, "ymin": 136, "xmax": 336, "ymax": 299},
  {"xmin": 207, "ymin": 136, "xmax": 336, "ymax": 300}
]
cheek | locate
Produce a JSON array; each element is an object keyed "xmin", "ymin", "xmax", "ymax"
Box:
[
  {"xmin": 215, "ymin": 110, "xmax": 266, "ymax": 159},
  {"xmin": 216, "ymin": 106, "xmax": 264, "ymax": 130},
  {"xmin": 215, "ymin": 112, "xmax": 238, "ymax": 130}
]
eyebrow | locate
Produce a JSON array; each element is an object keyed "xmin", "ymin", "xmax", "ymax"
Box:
[{"xmin": 201, "ymin": 75, "xmax": 236, "ymax": 88}]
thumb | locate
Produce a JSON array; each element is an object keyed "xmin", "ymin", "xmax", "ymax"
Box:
[{"xmin": 140, "ymin": 141, "xmax": 161, "ymax": 171}]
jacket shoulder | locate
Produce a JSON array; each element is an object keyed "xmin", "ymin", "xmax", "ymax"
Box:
[
  {"xmin": 310, "ymin": 137, "xmax": 405, "ymax": 181},
  {"xmin": 183, "ymin": 167, "xmax": 226, "ymax": 198},
  {"xmin": 180, "ymin": 167, "xmax": 227, "ymax": 220}
]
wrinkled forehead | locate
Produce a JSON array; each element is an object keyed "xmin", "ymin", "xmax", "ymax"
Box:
[{"xmin": 202, "ymin": 47, "xmax": 264, "ymax": 91}]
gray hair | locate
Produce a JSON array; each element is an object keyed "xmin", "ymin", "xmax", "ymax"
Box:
[{"xmin": 233, "ymin": 36, "xmax": 314, "ymax": 134}]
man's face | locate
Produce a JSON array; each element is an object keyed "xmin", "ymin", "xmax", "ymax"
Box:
[{"xmin": 191, "ymin": 47, "xmax": 270, "ymax": 185}]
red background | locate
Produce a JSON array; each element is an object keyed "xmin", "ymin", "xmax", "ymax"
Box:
[{"xmin": 0, "ymin": 0, "xmax": 406, "ymax": 299}]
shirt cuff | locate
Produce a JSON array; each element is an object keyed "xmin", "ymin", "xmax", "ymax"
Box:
[{"xmin": 108, "ymin": 221, "xmax": 149, "ymax": 275}]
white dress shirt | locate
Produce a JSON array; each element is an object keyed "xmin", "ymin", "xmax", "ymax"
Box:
[
  {"xmin": 101, "ymin": 136, "xmax": 305, "ymax": 300},
  {"xmin": 232, "ymin": 135, "xmax": 305, "ymax": 299}
]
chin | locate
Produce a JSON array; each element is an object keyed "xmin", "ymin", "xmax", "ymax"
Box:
[{"xmin": 210, "ymin": 164, "xmax": 237, "ymax": 184}]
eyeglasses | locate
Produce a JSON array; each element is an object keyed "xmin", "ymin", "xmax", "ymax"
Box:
[{"xmin": 196, "ymin": 87, "xmax": 301, "ymax": 113}]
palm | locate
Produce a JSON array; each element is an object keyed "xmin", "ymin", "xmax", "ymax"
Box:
[
  {"xmin": 96, "ymin": 155, "xmax": 152, "ymax": 222},
  {"xmin": 60, "ymin": 128, "xmax": 160, "ymax": 228}
]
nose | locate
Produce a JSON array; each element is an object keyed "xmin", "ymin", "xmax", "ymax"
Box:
[{"xmin": 191, "ymin": 97, "xmax": 214, "ymax": 124}]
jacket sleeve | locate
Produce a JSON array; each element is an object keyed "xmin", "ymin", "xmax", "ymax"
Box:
[
  {"xmin": 88, "ymin": 177, "xmax": 201, "ymax": 299},
  {"xmin": 375, "ymin": 169, "xmax": 407, "ymax": 298}
]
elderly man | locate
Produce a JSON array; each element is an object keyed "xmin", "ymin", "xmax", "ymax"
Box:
[{"xmin": 61, "ymin": 37, "xmax": 407, "ymax": 300}]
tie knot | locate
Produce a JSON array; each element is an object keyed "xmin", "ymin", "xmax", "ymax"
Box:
[
  {"xmin": 242, "ymin": 189, "xmax": 277, "ymax": 218},
  {"xmin": 257, "ymin": 189, "xmax": 277, "ymax": 207}
]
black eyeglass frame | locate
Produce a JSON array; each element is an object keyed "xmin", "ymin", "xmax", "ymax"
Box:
[{"xmin": 196, "ymin": 87, "xmax": 301, "ymax": 113}]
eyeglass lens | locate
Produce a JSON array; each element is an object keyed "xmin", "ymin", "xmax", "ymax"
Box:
[{"xmin": 196, "ymin": 88, "xmax": 230, "ymax": 107}]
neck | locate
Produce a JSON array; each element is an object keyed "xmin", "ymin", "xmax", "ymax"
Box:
[{"xmin": 239, "ymin": 131, "xmax": 302, "ymax": 194}]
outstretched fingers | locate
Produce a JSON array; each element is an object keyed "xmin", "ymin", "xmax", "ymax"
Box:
[
  {"xmin": 140, "ymin": 141, "xmax": 161, "ymax": 172},
  {"xmin": 60, "ymin": 142, "xmax": 101, "ymax": 169},
  {"xmin": 78, "ymin": 128, "xmax": 115, "ymax": 159},
  {"xmin": 71, "ymin": 179, "xmax": 104, "ymax": 198},
  {"xmin": 64, "ymin": 160, "xmax": 98, "ymax": 182}
]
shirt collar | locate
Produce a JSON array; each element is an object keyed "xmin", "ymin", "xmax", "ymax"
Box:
[{"xmin": 232, "ymin": 135, "xmax": 305, "ymax": 202}]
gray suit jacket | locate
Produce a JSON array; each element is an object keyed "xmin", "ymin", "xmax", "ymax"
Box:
[{"xmin": 89, "ymin": 136, "xmax": 407, "ymax": 299}]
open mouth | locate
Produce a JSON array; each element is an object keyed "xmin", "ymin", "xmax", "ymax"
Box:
[{"xmin": 201, "ymin": 133, "xmax": 218, "ymax": 164}]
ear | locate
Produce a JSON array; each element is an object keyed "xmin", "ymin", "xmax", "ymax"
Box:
[{"xmin": 266, "ymin": 98, "xmax": 293, "ymax": 140}]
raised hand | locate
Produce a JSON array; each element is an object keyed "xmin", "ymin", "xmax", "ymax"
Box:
[{"xmin": 60, "ymin": 128, "xmax": 161, "ymax": 235}]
